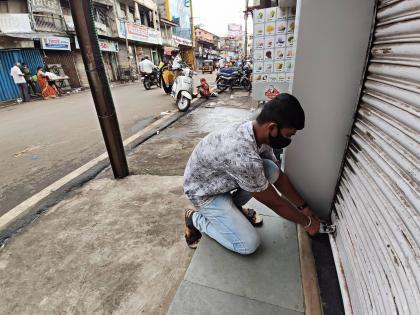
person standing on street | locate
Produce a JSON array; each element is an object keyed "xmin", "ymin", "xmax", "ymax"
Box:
[
  {"xmin": 21, "ymin": 63, "xmax": 38, "ymax": 96},
  {"xmin": 10, "ymin": 62, "xmax": 30, "ymax": 102},
  {"xmin": 183, "ymin": 94, "xmax": 321, "ymax": 253}
]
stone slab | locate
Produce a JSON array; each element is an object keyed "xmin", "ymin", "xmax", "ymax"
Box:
[
  {"xmin": 167, "ymin": 280, "xmax": 303, "ymax": 315},
  {"xmin": 184, "ymin": 215, "xmax": 304, "ymax": 312}
]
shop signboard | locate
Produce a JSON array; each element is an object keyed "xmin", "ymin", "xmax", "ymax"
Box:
[
  {"xmin": 30, "ymin": 0, "xmax": 61, "ymax": 14},
  {"xmin": 252, "ymin": 6, "xmax": 296, "ymax": 101},
  {"xmin": 41, "ymin": 36, "xmax": 71, "ymax": 50},
  {"xmin": 173, "ymin": 35, "xmax": 192, "ymax": 47},
  {"xmin": 75, "ymin": 37, "xmax": 118, "ymax": 52},
  {"xmin": 228, "ymin": 23, "xmax": 242, "ymax": 40},
  {"xmin": 117, "ymin": 20, "xmax": 162, "ymax": 45}
]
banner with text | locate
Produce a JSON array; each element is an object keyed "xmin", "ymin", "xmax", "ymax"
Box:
[{"xmin": 117, "ymin": 20, "xmax": 162, "ymax": 45}]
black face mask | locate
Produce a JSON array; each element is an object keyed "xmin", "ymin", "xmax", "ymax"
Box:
[{"xmin": 268, "ymin": 133, "xmax": 292, "ymax": 149}]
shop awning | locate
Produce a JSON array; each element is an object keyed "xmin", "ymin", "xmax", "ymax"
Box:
[{"xmin": 1, "ymin": 32, "xmax": 63, "ymax": 39}]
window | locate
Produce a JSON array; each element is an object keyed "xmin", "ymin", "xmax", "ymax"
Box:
[
  {"xmin": 119, "ymin": 3, "xmax": 126, "ymax": 18},
  {"xmin": 139, "ymin": 6, "xmax": 153, "ymax": 28},
  {"xmin": 0, "ymin": 0, "xmax": 8, "ymax": 13},
  {"xmin": 93, "ymin": 5, "xmax": 109, "ymax": 26},
  {"xmin": 60, "ymin": 0, "xmax": 71, "ymax": 15}
]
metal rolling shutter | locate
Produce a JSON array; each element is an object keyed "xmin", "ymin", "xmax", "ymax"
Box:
[
  {"xmin": 330, "ymin": 1, "xmax": 420, "ymax": 314},
  {"xmin": 0, "ymin": 49, "xmax": 43, "ymax": 102}
]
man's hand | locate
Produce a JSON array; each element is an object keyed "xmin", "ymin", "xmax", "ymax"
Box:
[
  {"xmin": 302, "ymin": 207, "xmax": 321, "ymax": 220},
  {"xmin": 305, "ymin": 215, "xmax": 321, "ymax": 236}
]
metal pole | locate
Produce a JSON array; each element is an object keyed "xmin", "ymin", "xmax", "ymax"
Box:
[
  {"xmin": 124, "ymin": 19, "xmax": 133, "ymax": 77},
  {"xmin": 244, "ymin": 0, "xmax": 248, "ymax": 59},
  {"xmin": 69, "ymin": 0, "xmax": 129, "ymax": 178}
]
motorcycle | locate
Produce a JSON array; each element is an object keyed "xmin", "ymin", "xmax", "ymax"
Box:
[
  {"xmin": 142, "ymin": 68, "xmax": 161, "ymax": 90},
  {"xmin": 171, "ymin": 64, "xmax": 195, "ymax": 112},
  {"xmin": 216, "ymin": 64, "xmax": 252, "ymax": 92}
]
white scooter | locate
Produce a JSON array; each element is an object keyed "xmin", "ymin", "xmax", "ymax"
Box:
[{"xmin": 171, "ymin": 64, "xmax": 194, "ymax": 112}]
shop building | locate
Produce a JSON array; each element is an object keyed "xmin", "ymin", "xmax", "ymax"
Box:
[
  {"xmin": 0, "ymin": 1, "xmax": 41, "ymax": 101},
  {"xmin": 114, "ymin": 0, "xmax": 162, "ymax": 78},
  {"xmin": 194, "ymin": 27, "xmax": 219, "ymax": 69},
  {"xmin": 61, "ymin": 0, "xmax": 120, "ymax": 87},
  {"xmin": 157, "ymin": 0, "xmax": 194, "ymax": 68},
  {"xmin": 159, "ymin": 16, "xmax": 177, "ymax": 61},
  {"xmin": 30, "ymin": 0, "xmax": 81, "ymax": 89}
]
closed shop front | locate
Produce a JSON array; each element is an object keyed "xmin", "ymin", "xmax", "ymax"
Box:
[
  {"xmin": 331, "ymin": 1, "xmax": 420, "ymax": 314},
  {"xmin": 42, "ymin": 50, "xmax": 81, "ymax": 88},
  {"xmin": 41, "ymin": 36, "xmax": 81, "ymax": 88},
  {"xmin": 0, "ymin": 48, "xmax": 43, "ymax": 102},
  {"xmin": 74, "ymin": 37, "xmax": 119, "ymax": 84},
  {"xmin": 73, "ymin": 51, "xmax": 89, "ymax": 88}
]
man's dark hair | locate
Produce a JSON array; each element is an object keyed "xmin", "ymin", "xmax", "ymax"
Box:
[{"xmin": 256, "ymin": 93, "xmax": 305, "ymax": 130}]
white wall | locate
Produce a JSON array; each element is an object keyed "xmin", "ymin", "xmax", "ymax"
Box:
[{"xmin": 285, "ymin": 0, "xmax": 375, "ymax": 218}]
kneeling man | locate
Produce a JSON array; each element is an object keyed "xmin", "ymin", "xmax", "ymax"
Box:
[{"xmin": 183, "ymin": 94, "xmax": 320, "ymax": 254}]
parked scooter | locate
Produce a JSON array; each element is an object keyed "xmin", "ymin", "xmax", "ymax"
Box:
[
  {"xmin": 142, "ymin": 68, "xmax": 161, "ymax": 90},
  {"xmin": 171, "ymin": 63, "xmax": 195, "ymax": 112},
  {"xmin": 216, "ymin": 64, "xmax": 252, "ymax": 92}
]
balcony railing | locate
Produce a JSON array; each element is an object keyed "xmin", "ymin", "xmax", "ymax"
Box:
[{"xmin": 33, "ymin": 14, "xmax": 66, "ymax": 33}]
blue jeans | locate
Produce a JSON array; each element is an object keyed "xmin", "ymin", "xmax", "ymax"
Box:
[{"xmin": 192, "ymin": 159, "xmax": 280, "ymax": 255}]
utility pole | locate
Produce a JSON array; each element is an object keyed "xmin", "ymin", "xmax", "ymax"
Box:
[
  {"xmin": 189, "ymin": 0, "xmax": 196, "ymax": 70},
  {"xmin": 69, "ymin": 0, "xmax": 129, "ymax": 179},
  {"xmin": 244, "ymin": 0, "xmax": 248, "ymax": 59}
]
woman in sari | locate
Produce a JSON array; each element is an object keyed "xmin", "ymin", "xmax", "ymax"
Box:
[{"xmin": 36, "ymin": 67, "xmax": 57, "ymax": 99}]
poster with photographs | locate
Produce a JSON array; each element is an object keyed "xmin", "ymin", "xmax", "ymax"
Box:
[
  {"xmin": 275, "ymin": 34, "xmax": 286, "ymax": 47},
  {"xmin": 264, "ymin": 62, "xmax": 274, "ymax": 73},
  {"xmin": 264, "ymin": 36, "xmax": 275, "ymax": 49},
  {"xmin": 254, "ymin": 23, "xmax": 264, "ymax": 37},
  {"xmin": 255, "ymin": 9, "xmax": 265, "ymax": 23},
  {"xmin": 275, "ymin": 48, "xmax": 286, "ymax": 60},
  {"xmin": 286, "ymin": 47, "xmax": 295, "ymax": 59},
  {"xmin": 254, "ymin": 37, "xmax": 264, "ymax": 49},
  {"xmin": 252, "ymin": 6, "xmax": 297, "ymax": 101},
  {"xmin": 254, "ymin": 62, "xmax": 263, "ymax": 73},
  {"xmin": 254, "ymin": 49, "xmax": 263, "ymax": 61},
  {"xmin": 265, "ymin": 7, "xmax": 277, "ymax": 22}
]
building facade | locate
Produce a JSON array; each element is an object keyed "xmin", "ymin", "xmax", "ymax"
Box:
[
  {"xmin": 157, "ymin": 0, "xmax": 194, "ymax": 68},
  {"xmin": 0, "ymin": 0, "xmax": 168, "ymax": 101},
  {"xmin": 194, "ymin": 27, "xmax": 220, "ymax": 69}
]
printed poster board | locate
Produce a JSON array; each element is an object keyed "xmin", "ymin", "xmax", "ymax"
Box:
[{"xmin": 252, "ymin": 7, "xmax": 296, "ymax": 101}]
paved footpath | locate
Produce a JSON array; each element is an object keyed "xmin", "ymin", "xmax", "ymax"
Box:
[{"xmin": 0, "ymin": 91, "xmax": 267, "ymax": 314}]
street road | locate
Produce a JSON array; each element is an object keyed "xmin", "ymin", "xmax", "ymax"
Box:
[{"xmin": 0, "ymin": 73, "xmax": 215, "ymax": 216}]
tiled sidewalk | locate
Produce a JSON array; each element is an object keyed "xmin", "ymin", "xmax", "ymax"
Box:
[{"xmin": 167, "ymin": 199, "xmax": 305, "ymax": 315}]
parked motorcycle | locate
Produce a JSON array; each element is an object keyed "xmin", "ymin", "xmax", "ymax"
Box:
[
  {"xmin": 142, "ymin": 69, "xmax": 161, "ymax": 90},
  {"xmin": 171, "ymin": 64, "xmax": 195, "ymax": 112},
  {"xmin": 216, "ymin": 64, "xmax": 252, "ymax": 92}
]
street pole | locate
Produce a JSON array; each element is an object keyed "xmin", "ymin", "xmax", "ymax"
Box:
[
  {"xmin": 244, "ymin": 0, "xmax": 248, "ymax": 59},
  {"xmin": 124, "ymin": 20, "xmax": 132, "ymax": 71},
  {"xmin": 69, "ymin": 0, "xmax": 129, "ymax": 179},
  {"xmin": 190, "ymin": 0, "xmax": 196, "ymax": 70}
]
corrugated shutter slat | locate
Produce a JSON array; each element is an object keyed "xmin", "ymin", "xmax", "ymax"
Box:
[{"xmin": 331, "ymin": 1, "xmax": 420, "ymax": 314}]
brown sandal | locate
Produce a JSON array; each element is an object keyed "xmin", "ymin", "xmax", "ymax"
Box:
[
  {"xmin": 241, "ymin": 208, "xmax": 263, "ymax": 227},
  {"xmin": 184, "ymin": 209, "xmax": 202, "ymax": 249}
]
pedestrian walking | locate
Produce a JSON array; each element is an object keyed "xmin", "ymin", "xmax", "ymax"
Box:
[
  {"xmin": 21, "ymin": 63, "xmax": 38, "ymax": 96},
  {"xmin": 36, "ymin": 67, "xmax": 57, "ymax": 100},
  {"xmin": 10, "ymin": 62, "xmax": 31, "ymax": 102}
]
